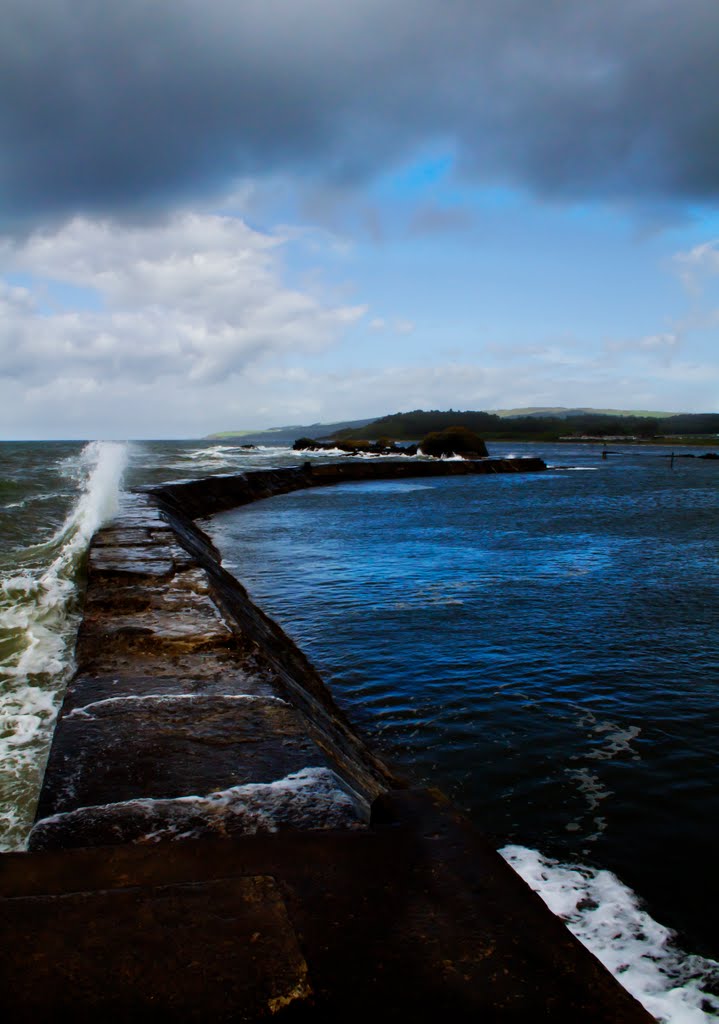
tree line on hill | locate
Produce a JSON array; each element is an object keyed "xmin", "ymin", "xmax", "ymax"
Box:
[{"xmin": 331, "ymin": 410, "xmax": 719, "ymax": 442}]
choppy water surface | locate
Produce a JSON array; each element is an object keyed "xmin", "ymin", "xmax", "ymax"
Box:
[
  {"xmin": 2, "ymin": 438, "xmax": 718, "ymax": 1021},
  {"xmin": 208, "ymin": 444, "xmax": 719, "ymax": 1021}
]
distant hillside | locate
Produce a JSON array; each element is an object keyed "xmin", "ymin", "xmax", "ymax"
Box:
[
  {"xmin": 332, "ymin": 409, "xmax": 719, "ymax": 442},
  {"xmin": 208, "ymin": 408, "xmax": 718, "ymax": 446},
  {"xmin": 206, "ymin": 417, "xmax": 375, "ymax": 446}
]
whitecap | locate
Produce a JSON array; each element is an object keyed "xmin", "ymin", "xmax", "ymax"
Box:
[{"xmin": 501, "ymin": 844, "xmax": 719, "ymax": 1023}]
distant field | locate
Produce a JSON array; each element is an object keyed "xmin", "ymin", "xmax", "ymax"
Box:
[
  {"xmin": 492, "ymin": 407, "xmax": 676, "ymax": 418},
  {"xmin": 209, "ymin": 430, "xmax": 257, "ymax": 438}
]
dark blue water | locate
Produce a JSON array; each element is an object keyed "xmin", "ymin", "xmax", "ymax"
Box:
[{"xmin": 208, "ymin": 446, "xmax": 719, "ymax": 958}]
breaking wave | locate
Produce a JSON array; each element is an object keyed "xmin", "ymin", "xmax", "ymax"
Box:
[{"xmin": 0, "ymin": 441, "xmax": 127, "ymax": 850}]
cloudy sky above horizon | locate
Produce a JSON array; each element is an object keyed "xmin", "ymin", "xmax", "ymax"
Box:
[{"xmin": 2, "ymin": 0, "xmax": 718, "ymax": 439}]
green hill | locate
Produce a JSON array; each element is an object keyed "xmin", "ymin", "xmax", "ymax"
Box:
[
  {"xmin": 332, "ymin": 409, "xmax": 719, "ymax": 442},
  {"xmin": 208, "ymin": 408, "xmax": 718, "ymax": 446}
]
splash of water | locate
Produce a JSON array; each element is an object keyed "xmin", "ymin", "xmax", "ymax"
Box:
[
  {"xmin": 0, "ymin": 441, "xmax": 127, "ymax": 849},
  {"xmin": 502, "ymin": 845, "xmax": 719, "ymax": 1023}
]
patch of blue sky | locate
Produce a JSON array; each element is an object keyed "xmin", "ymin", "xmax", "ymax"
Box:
[
  {"xmin": 4, "ymin": 272, "xmax": 102, "ymax": 314},
  {"xmin": 373, "ymin": 148, "xmax": 717, "ymax": 256},
  {"xmin": 371, "ymin": 149, "xmax": 526, "ymax": 222},
  {"xmin": 677, "ymin": 205, "xmax": 719, "ymax": 241},
  {"xmin": 218, "ymin": 158, "xmax": 712, "ymax": 391},
  {"xmin": 4, "ymin": 271, "xmax": 40, "ymax": 291},
  {"xmin": 356, "ymin": 209, "xmax": 685, "ymax": 339},
  {"xmin": 375, "ymin": 150, "xmax": 455, "ymax": 198}
]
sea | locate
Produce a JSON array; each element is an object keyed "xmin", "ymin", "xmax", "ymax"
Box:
[{"xmin": 1, "ymin": 437, "xmax": 718, "ymax": 1023}]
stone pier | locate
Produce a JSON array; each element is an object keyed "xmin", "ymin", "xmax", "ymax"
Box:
[{"xmin": 0, "ymin": 459, "xmax": 655, "ymax": 1022}]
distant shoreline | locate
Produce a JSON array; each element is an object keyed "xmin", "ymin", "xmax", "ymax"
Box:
[{"xmin": 211, "ymin": 435, "xmax": 718, "ymax": 451}]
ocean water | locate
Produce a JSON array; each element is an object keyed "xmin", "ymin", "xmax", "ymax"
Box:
[{"xmin": 1, "ymin": 438, "xmax": 718, "ymax": 1022}]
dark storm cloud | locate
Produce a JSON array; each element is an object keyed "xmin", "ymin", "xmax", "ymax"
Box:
[{"xmin": 2, "ymin": 0, "xmax": 718, "ymax": 223}]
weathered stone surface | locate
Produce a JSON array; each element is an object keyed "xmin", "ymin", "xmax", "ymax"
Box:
[
  {"xmin": 75, "ymin": 633, "xmax": 272, "ymax": 681},
  {"xmin": 60, "ymin": 669, "xmax": 278, "ymax": 713},
  {"xmin": 88, "ymin": 547, "xmax": 176, "ymax": 577},
  {"xmin": 73, "ymin": 561, "xmax": 249, "ymax": 676},
  {"xmin": 1, "ymin": 873, "xmax": 312, "ymax": 1022},
  {"xmin": 91, "ymin": 527, "xmax": 159, "ymax": 546},
  {"xmin": 35, "ymin": 695, "xmax": 338, "ymax": 821},
  {"xmin": 80, "ymin": 600, "xmax": 228, "ymax": 642}
]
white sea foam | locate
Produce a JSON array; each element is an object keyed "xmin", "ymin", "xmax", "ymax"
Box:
[
  {"xmin": 0, "ymin": 441, "xmax": 127, "ymax": 850},
  {"xmin": 65, "ymin": 692, "xmax": 288, "ymax": 719},
  {"xmin": 587, "ymin": 721, "xmax": 642, "ymax": 761},
  {"xmin": 354, "ymin": 450, "xmax": 420, "ymax": 459},
  {"xmin": 183, "ymin": 444, "xmax": 250, "ymax": 462},
  {"xmin": 501, "ymin": 845, "xmax": 719, "ymax": 1023},
  {"xmin": 561, "ymin": 712, "xmax": 642, "ymax": 841},
  {"xmin": 563, "ymin": 767, "xmax": 610, "ymax": 839},
  {"xmin": 2, "ymin": 492, "xmax": 70, "ymax": 513},
  {"xmin": 30, "ymin": 766, "xmax": 369, "ymax": 847},
  {"xmin": 293, "ymin": 446, "xmax": 350, "ymax": 456},
  {"xmin": 294, "ymin": 446, "xmax": 424, "ymax": 460}
]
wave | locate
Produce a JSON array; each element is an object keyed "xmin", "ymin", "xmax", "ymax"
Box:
[
  {"xmin": 0, "ymin": 441, "xmax": 127, "ymax": 850},
  {"xmin": 294, "ymin": 446, "xmax": 426, "ymax": 459},
  {"xmin": 183, "ymin": 444, "xmax": 251, "ymax": 460},
  {"xmin": 502, "ymin": 845, "xmax": 719, "ymax": 1023}
]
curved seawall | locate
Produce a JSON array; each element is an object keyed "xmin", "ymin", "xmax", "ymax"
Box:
[{"xmin": 1, "ymin": 458, "xmax": 656, "ymax": 1021}]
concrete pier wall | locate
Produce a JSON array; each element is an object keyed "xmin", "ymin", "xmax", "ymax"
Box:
[{"xmin": 1, "ymin": 457, "xmax": 657, "ymax": 1022}]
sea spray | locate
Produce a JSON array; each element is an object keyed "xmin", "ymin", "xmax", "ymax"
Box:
[
  {"xmin": 501, "ymin": 845, "xmax": 719, "ymax": 1023},
  {"xmin": 0, "ymin": 441, "xmax": 127, "ymax": 850}
]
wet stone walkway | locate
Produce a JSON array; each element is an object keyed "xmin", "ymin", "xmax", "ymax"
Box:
[{"xmin": 1, "ymin": 463, "xmax": 655, "ymax": 1022}]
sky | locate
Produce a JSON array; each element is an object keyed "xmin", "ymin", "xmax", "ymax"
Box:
[{"xmin": 1, "ymin": 0, "xmax": 718, "ymax": 439}]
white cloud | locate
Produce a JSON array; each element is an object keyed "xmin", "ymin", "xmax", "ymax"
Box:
[
  {"xmin": 605, "ymin": 331, "xmax": 681, "ymax": 366},
  {"xmin": 233, "ymin": 356, "xmax": 715, "ymax": 426},
  {"xmin": 0, "ymin": 211, "xmax": 366, "ymax": 433},
  {"xmin": 368, "ymin": 316, "xmax": 414, "ymax": 335},
  {"xmin": 637, "ymin": 333, "xmax": 680, "ymax": 352},
  {"xmin": 675, "ymin": 238, "xmax": 719, "ymax": 293},
  {"xmin": 394, "ymin": 319, "xmax": 415, "ymax": 335},
  {"xmin": 4, "ymin": 329, "xmax": 712, "ymax": 439},
  {"xmin": 2, "ymin": 207, "xmax": 714, "ymax": 439}
]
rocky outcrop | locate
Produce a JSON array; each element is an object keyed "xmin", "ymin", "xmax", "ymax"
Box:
[{"xmin": 419, "ymin": 426, "xmax": 489, "ymax": 458}]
